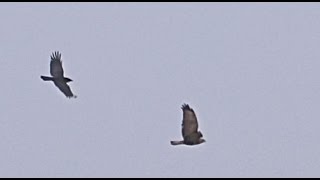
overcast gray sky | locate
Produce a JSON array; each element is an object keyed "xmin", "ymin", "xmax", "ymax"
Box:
[{"xmin": 1, "ymin": 2, "xmax": 320, "ymax": 178}]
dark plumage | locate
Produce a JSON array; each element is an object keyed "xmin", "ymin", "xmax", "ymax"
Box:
[
  {"xmin": 40, "ymin": 51, "xmax": 76, "ymax": 98},
  {"xmin": 171, "ymin": 104, "xmax": 205, "ymax": 146}
]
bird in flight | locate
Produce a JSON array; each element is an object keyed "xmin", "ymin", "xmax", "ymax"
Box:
[
  {"xmin": 40, "ymin": 51, "xmax": 77, "ymax": 98},
  {"xmin": 171, "ymin": 104, "xmax": 205, "ymax": 146}
]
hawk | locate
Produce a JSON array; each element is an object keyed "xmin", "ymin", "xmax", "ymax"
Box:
[
  {"xmin": 171, "ymin": 104, "xmax": 205, "ymax": 146},
  {"xmin": 40, "ymin": 51, "xmax": 77, "ymax": 98}
]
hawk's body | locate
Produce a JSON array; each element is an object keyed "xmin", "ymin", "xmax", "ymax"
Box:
[
  {"xmin": 41, "ymin": 51, "xmax": 76, "ymax": 98},
  {"xmin": 171, "ymin": 104, "xmax": 205, "ymax": 146}
]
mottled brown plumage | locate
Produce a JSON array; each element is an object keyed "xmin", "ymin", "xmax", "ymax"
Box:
[{"xmin": 171, "ymin": 104, "xmax": 205, "ymax": 146}]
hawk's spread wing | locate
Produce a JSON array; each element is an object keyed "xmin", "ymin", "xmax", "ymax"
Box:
[
  {"xmin": 181, "ymin": 104, "xmax": 199, "ymax": 138},
  {"xmin": 50, "ymin": 51, "xmax": 64, "ymax": 78},
  {"xmin": 53, "ymin": 80, "xmax": 74, "ymax": 98}
]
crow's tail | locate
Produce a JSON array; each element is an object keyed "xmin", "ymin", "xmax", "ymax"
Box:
[{"xmin": 40, "ymin": 76, "xmax": 54, "ymax": 81}]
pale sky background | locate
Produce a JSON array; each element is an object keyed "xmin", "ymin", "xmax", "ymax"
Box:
[{"xmin": 1, "ymin": 2, "xmax": 320, "ymax": 178}]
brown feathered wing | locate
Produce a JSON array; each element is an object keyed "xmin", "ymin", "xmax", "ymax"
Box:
[
  {"xmin": 170, "ymin": 104, "xmax": 202, "ymax": 145},
  {"xmin": 181, "ymin": 103, "xmax": 199, "ymax": 138}
]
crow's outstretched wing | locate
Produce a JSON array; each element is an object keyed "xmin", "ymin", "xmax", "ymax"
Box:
[
  {"xmin": 53, "ymin": 80, "xmax": 74, "ymax": 98},
  {"xmin": 50, "ymin": 51, "xmax": 64, "ymax": 78}
]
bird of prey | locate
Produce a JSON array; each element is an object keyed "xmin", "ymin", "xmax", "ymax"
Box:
[
  {"xmin": 171, "ymin": 104, "xmax": 205, "ymax": 146},
  {"xmin": 40, "ymin": 51, "xmax": 77, "ymax": 98}
]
